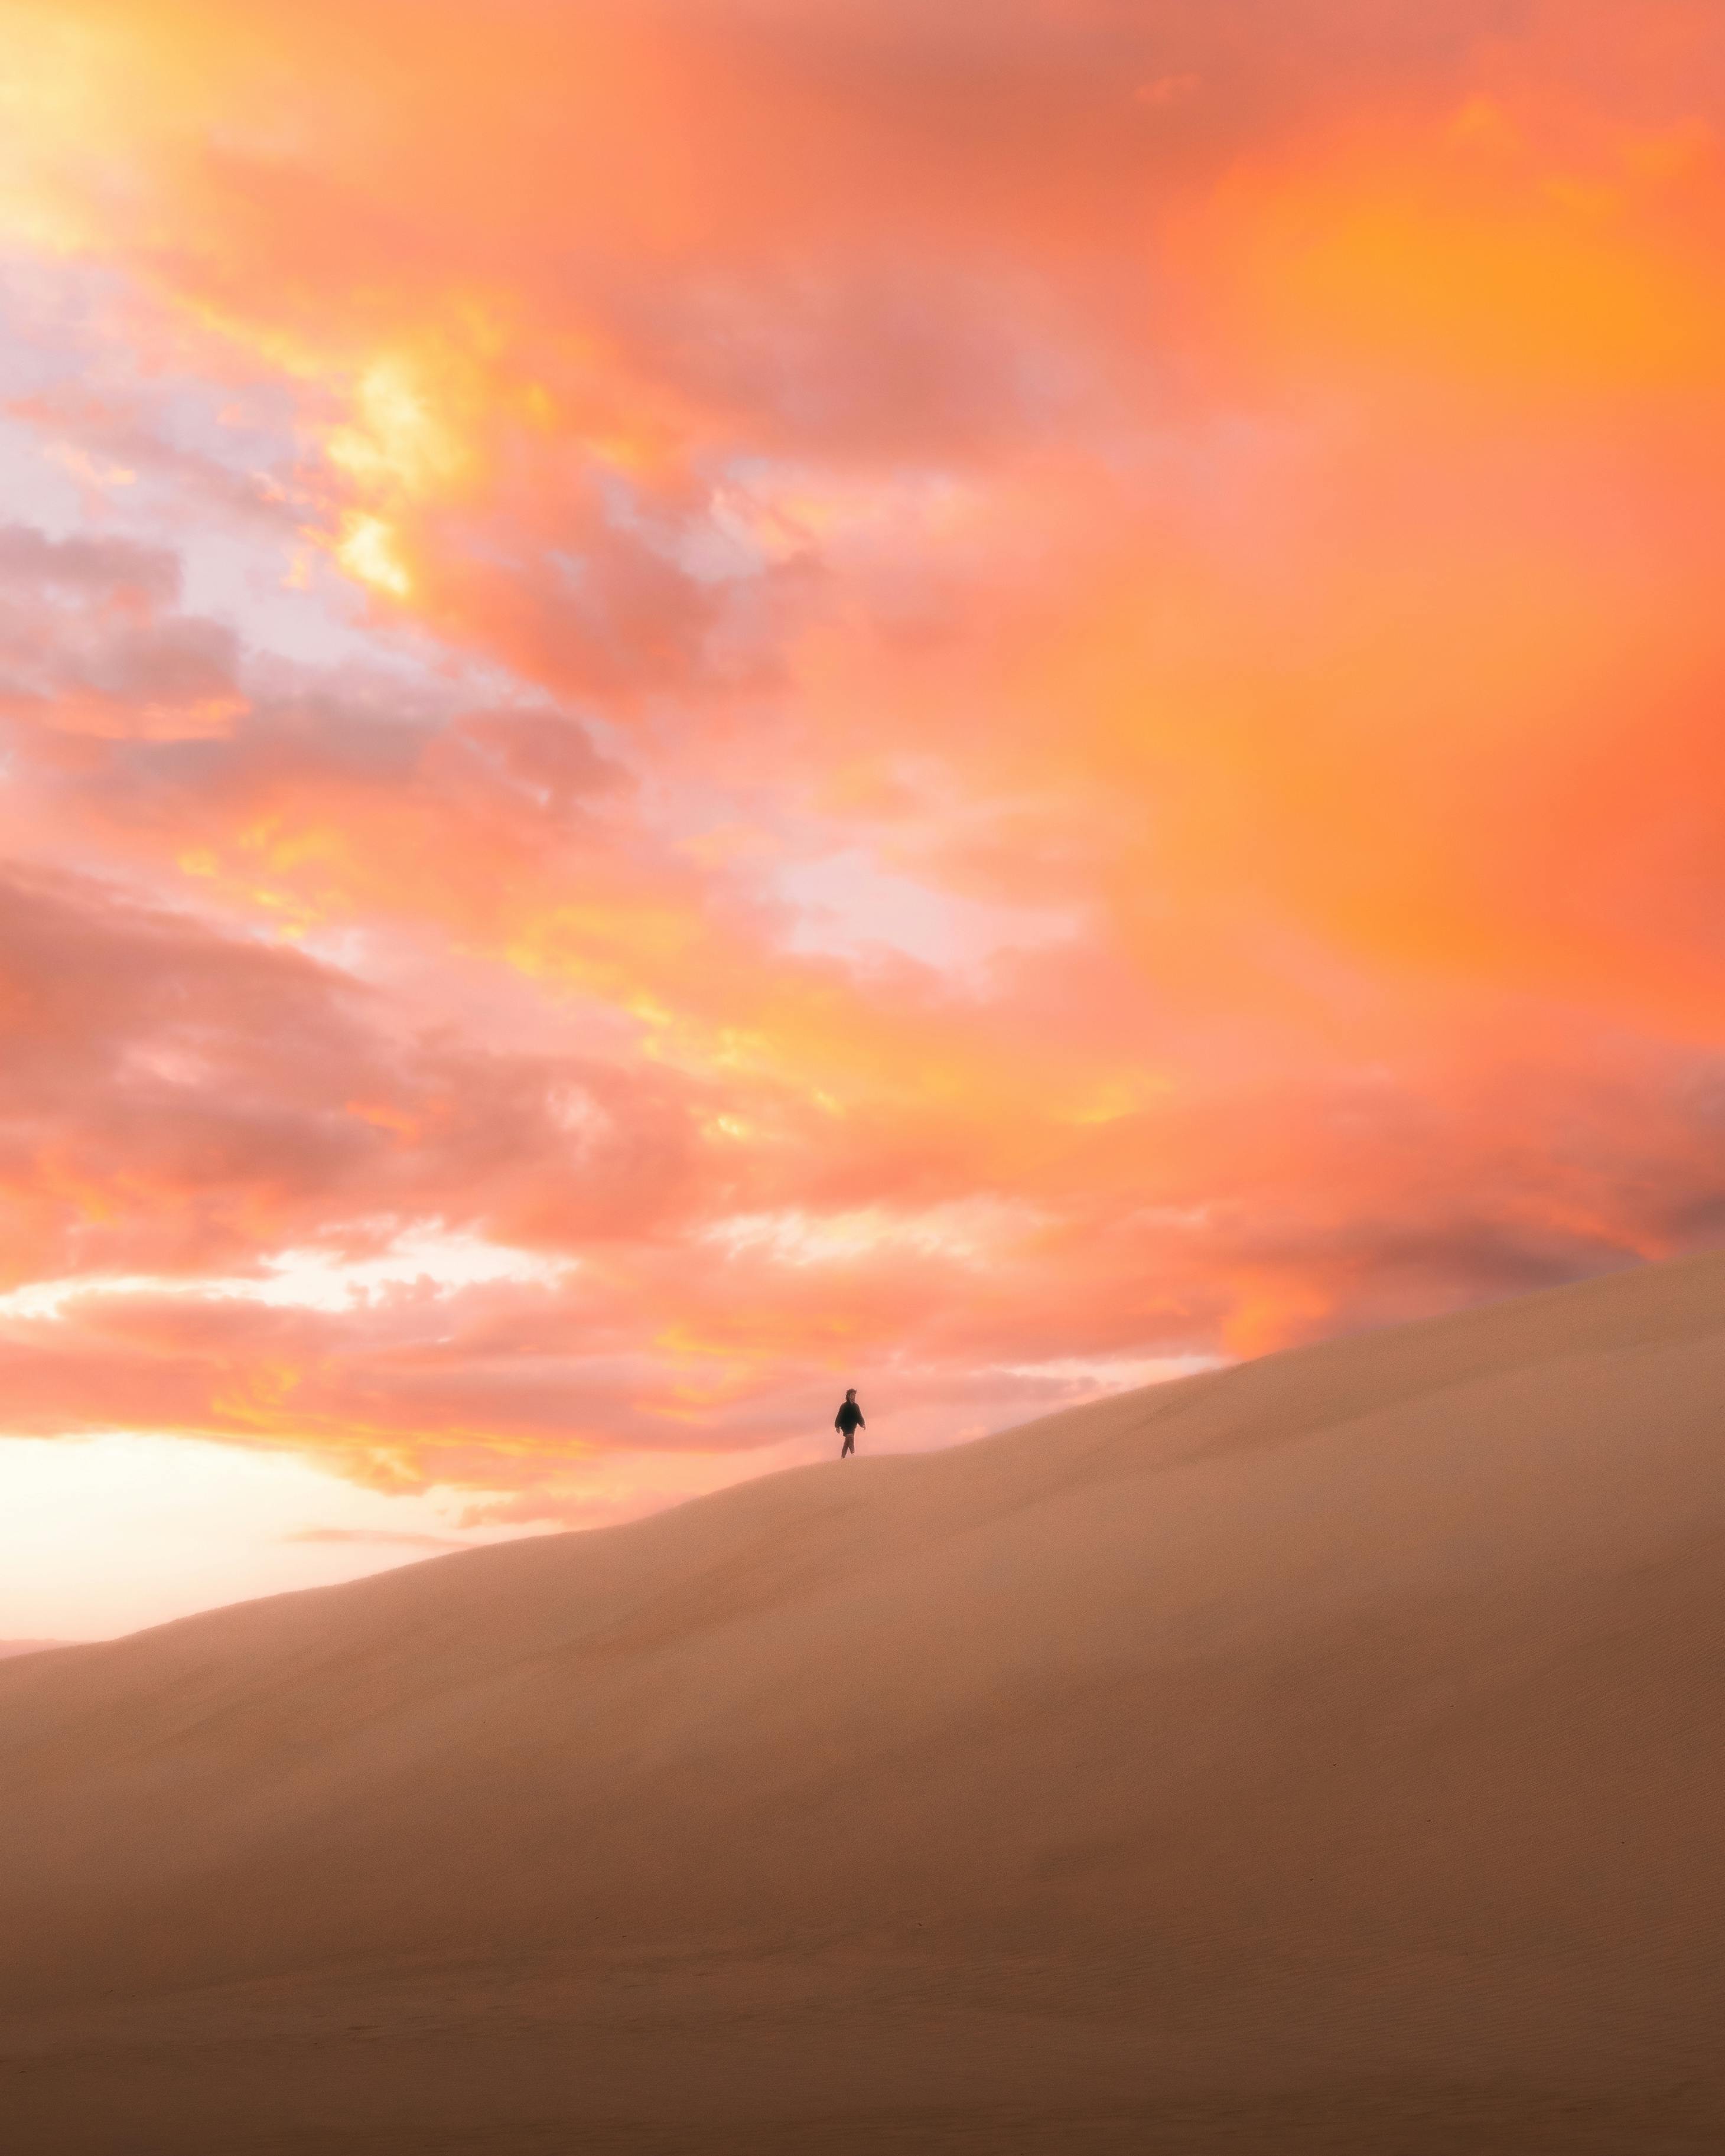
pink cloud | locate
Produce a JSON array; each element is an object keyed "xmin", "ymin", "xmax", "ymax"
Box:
[{"xmin": 1, "ymin": 0, "xmax": 1724, "ymax": 1519}]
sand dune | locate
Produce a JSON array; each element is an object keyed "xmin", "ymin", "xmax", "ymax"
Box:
[
  {"xmin": 0, "ymin": 1642, "xmax": 66, "ymax": 1660},
  {"xmin": 2, "ymin": 1254, "xmax": 1723, "ymax": 2152}
]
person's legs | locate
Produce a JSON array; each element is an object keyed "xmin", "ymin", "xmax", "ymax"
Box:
[{"xmin": 841, "ymin": 1430, "xmax": 854, "ymax": 1458}]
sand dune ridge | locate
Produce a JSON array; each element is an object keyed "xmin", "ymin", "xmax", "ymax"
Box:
[{"xmin": 2, "ymin": 1253, "xmax": 1723, "ymax": 2151}]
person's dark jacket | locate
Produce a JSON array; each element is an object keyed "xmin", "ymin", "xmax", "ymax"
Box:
[{"xmin": 835, "ymin": 1399, "xmax": 864, "ymax": 1436}]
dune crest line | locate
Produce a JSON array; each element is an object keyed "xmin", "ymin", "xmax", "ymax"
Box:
[{"xmin": 2, "ymin": 1252, "xmax": 1723, "ymax": 2152}]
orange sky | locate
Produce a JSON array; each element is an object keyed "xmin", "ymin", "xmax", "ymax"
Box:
[{"xmin": 4, "ymin": 0, "xmax": 1725, "ymax": 1621}]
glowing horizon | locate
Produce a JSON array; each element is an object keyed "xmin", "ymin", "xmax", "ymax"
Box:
[{"xmin": 5, "ymin": 0, "xmax": 1725, "ymax": 1630}]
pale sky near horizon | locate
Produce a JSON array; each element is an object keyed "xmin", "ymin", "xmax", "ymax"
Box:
[{"xmin": 5, "ymin": 1, "xmax": 1725, "ymax": 1635}]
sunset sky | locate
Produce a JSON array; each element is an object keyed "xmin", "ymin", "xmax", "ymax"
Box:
[{"xmin": 5, "ymin": 0, "xmax": 1725, "ymax": 1636}]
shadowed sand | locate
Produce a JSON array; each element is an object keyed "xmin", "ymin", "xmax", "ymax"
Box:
[{"xmin": 2, "ymin": 1255, "xmax": 1723, "ymax": 2153}]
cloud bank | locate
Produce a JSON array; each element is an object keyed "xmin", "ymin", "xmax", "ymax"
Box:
[{"xmin": 4, "ymin": 0, "xmax": 1725, "ymax": 1516}]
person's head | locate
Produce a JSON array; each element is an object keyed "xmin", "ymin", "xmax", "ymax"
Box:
[{"xmin": 845, "ymin": 1388, "xmax": 856, "ymax": 1401}]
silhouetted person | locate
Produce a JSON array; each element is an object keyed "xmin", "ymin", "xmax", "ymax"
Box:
[{"xmin": 835, "ymin": 1389, "xmax": 864, "ymax": 1458}]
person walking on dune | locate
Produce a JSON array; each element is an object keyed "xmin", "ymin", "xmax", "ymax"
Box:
[{"xmin": 835, "ymin": 1389, "xmax": 865, "ymax": 1459}]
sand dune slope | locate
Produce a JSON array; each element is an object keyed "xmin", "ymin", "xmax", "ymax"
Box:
[{"xmin": 3, "ymin": 1255, "xmax": 1724, "ymax": 2153}]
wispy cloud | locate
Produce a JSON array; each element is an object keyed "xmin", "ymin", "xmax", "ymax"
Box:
[{"xmin": 281, "ymin": 1527, "xmax": 466, "ymax": 1551}]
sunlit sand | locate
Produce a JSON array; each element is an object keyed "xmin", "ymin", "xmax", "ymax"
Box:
[{"xmin": 2, "ymin": 1253, "xmax": 1721, "ymax": 2151}]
